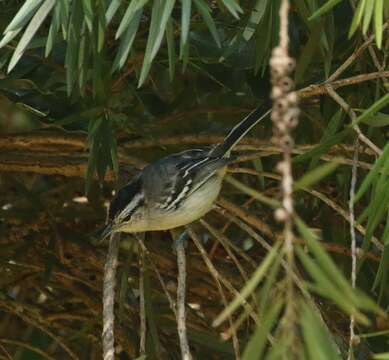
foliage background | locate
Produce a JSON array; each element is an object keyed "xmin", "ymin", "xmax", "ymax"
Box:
[{"xmin": 0, "ymin": 0, "xmax": 388, "ymax": 359}]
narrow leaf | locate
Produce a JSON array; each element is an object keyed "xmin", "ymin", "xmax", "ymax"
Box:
[
  {"xmin": 213, "ymin": 242, "xmax": 281, "ymax": 327},
  {"xmin": 349, "ymin": 0, "xmax": 366, "ymax": 37},
  {"xmin": 220, "ymin": 0, "xmax": 243, "ymax": 19},
  {"xmin": 374, "ymin": 0, "xmax": 383, "ymax": 48},
  {"xmin": 352, "ymin": 93, "xmax": 389, "ymax": 127},
  {"xmin": 294, "ymin": 161, "xmax": 339, "ymax": 190},
  {"xmin": 242, "ymin": 299, "xmax": 283, "ymax": 360},
  {"xmin": 112, "ymin": 9, "xmax": 143, "ymax": 71},
  {"xmin": 193, "ymin": 0, "xmax": 221, "ymax": 47},
  {"xmin": 116, "ymin": 0, "xmax": 149, "ymax": 39},
  {"xmin": 293, "ymin": 129, "xmax": 349, "ymax": 163},
  {"xmin": 82, "ymin": 0, "xmax": 93, "ymax": 32},
  {"xmin": 106, "ymin": 0, "xmax": 122, "ymax": 25},
  {"xmin": 8, "ymin": 0, "xmax": 56, "ymax": 73},
  {"xmin": 166, "ymin": 18, "xmax": 176, "ymax": 81},
  {"xmin": 301, "ymin": 302, "xmax": 342, "ymax": 360},
  {"xmin": 138, "ymin": 0, "xmax": 175, "ymax": 86},
  {"xmin": 0, "ymin": 29, "xmax": 22, "ymax": 49},
  {"xmin": 180, "ymin": 0, "xmax": 191, "ymax": 58},
  {"xmin": 354, "ymin": 142, "xmax": 389, "ymax": 202},
  {"xmin": 150, "ymin": 0, "xmax": 176, "ymax": 59},
  {"xmin": 308, "ymin": 0, "xmax": 342, "ymax": 21},
  {"xmin": 362, "ymin": 0, "xmax": 375, "ymax": 34},
  {"xmin": 4, "ymin": 0, "xmax": 43, "ymax": 33}
]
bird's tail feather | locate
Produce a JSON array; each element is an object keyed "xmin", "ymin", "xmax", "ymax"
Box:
[{"xmin": 208, "ymin": 105, "xmax": 271, "ymax": 158}]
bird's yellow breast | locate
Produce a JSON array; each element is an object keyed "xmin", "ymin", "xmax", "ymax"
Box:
[{"xmin": 117, "ymin": 170, "xmax": 225, "ymax": 233}]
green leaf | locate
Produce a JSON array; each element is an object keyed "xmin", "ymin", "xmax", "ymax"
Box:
[
  {"xmin": 374, "ymin": 0, "xmax": 383, "ymax": 48},
  {"xmin": 373, "ymin": 227, "xmax": 389, "ymax": 303},
  {"xmin": 150, "ymin": 0, "xmax": 176, "ymax": 59},
  {"xmin": 242, "ymin": 0, "xmax": 268, "ymax": 41},
  {"xmin": 3, "ymin": 0, "xmax": 43, "ymax": 32},
  {"xmin": 220, "ymin": 0, "xmax": 243, "ymax": 19},
  {"xmin": 309, "ymin": 110, "xmax": 343, "ymax": 169},
  {"xmin": 308, "ymin": 0, "xmax": 342, "ymax": 21},
  {"xmin": 0, "ymin": 29, "xmax": 22, "ymax": 49},
  {"xmin": 373, "ymin": 353, "xmax": 389, "ymax": 360},
  {"xmin": 85, "ymin": 116, "xmax": 118, "ymax": 192},
  {"xmin": 242, "ymin": 299, "xmax": 283, "ymax": 360},
  {"xmin": 138, "ymin": 0, "xmax": 176, "ymax": 86},
  {"xmin": 179, "ymin": 0, "xmax": 191, "ymax": 58},
  {"xmin": 97, "ymin": 4, "xmax": 107, "ymax": 52},
  {"xmin": 295, "ymin": 217, "xmax": 352, "ymax": 292},
  {"xmin": 352, "ymin": 93, "xmax": 389, "ymax": 128},
  {"xmin": 67, "ymin": 0, "xmax": 84, "ymax": 94},
  {"xmin": 354, "ymin": 142, "xmax": 389, "ymax": 202},
  {"xmin": 82, "ymin": 0, "xmax": 93, "ymax": 32},
  {"xmin": 362, "ymin": 0, "xmax": 375, "ymax": 34},
  {"xmin": 254, "ymin": 0, "xmax": 276, "ymax": 74},
  {"xmin": 359, "ymin": 111, "xmax": 389, "ymax": 127},
  {"xmin": 193, "ymin": 0, "xmax": 221, "ymax": 47},
  {"xmin": 106, "ymin": 0, "xmax": 122, "ymax": 25},
  {"xmin": 116, "ymin": 0, "xmax": 149, "ymax": 39},
  {"xmin": 294, "ymin": 161, "xmax": 339, "ymax": 190},
  {"xmin": 224, "ymin": 175, "xmax": 280, "ymax": 208},
  {"xmin": 258, "ymin": 256, "xmax": 281, "ymax": 314},
  {"xmin": 349, "ymin": 0, "xmax": 366, "ymax": 37},
  {"xmin": 295, "ymin": 217, "xmax": 382, "ymax": 315},
  {"xmin": 112, "ymin": 8, "xmax": 143, "ymax": 71},
  {"xmin": 293, "ymin": 129, "xmax": 349, "ymax": 163},
  {"xmin": 362, "ymin": 163, "xmax": 389, "ymax": 252},
  {"xmin": 45, "ymin": 1, "xmax": 61, "ymax": 57},
  {"xmin": 8, "ymin": 0, "xmax": 56, "ymax": 73},
  {"xmin": 301, "ymin": 302, "xmax": 342, "ymax": 360},
  {"xmin": 296, "ymin": 247, "xmax": 364, "ymax": 322},
  {"xmin": 212, "ymin": 241, "xmax": 281, "ymax": 327},
  {"xmin": 166, "ymin": 19, "xmax": 176, "ymax": 81},
  {"xmin": 253, "ymin": 158, "xmax": 265, "ymax": 189},
  {"xmin": 58, "ymin": 0, "xmax": 70, "ymax": 40},
  {"xmin": 295, "ymin": 24, "xmax": 321, "ymax": 85}
]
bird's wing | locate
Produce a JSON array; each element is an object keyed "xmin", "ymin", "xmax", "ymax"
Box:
[{"xmin": 144, "ymin": 149, "xmax": 228, "ymax": 212}]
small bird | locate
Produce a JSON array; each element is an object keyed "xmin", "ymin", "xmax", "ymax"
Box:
[{"xmin": 103, "ymin": 105, "xmax": 269, "ymax": 237}]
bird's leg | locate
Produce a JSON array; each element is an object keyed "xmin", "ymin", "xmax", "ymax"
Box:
[{"xmin": 171, "ymin": 228, "xmax": 189, "ymax": 251}]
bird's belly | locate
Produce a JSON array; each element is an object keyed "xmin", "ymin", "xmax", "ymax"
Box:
[{"xmin": 120, "ymin": 177, "xmax": 223, "ymax": 232}]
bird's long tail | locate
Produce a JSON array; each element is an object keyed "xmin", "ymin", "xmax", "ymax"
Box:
[{"xmin": 208, "ymin": 105, "xmax": 271, "ymax": 158}]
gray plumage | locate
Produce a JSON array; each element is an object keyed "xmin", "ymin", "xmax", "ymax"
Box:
[{"xmin": 105, "ymin": 105, "xmax": 269, "ymax": 235}]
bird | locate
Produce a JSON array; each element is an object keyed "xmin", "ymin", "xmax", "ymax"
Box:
[{"xmin": 103, "ymin": 105, "xmax": 270, "ymax": 237}]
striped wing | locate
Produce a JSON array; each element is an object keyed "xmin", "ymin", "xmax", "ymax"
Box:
[{"xmin": 147, "ymin": 149, "xmax": 229, "ymax": 212}]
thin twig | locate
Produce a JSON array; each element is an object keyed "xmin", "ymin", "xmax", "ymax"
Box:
[
  {"xmin": 175, "ymin": 233, "xmax": 193, "ymax": 360},
  {"xmin": 297, "ymin": 71, "xmax": 389, "ymax": 98},
  {"xmin": 187, "ymin": 227, "xmax": 260, "ymax": 325},
  {"xmin": 0, "ymin": 344, "xmax": 12, "ymax": 360},
  {"xmin": 210, "ymin": 266, "xmax": 241, "ymax": 360},
  {"xmin": 0, "ymin": 300, "xmax": 78, "ymax": 360},
  {"xmin": 347, "ymin": 140, "xmax": 359, "ymax": 360},
  {"xmin": 228, "ymin": 167, "xmax": 383, "ymax": 252},
  {"xmin": 137, "ymin": 237, "xmax": 177, "ymax": 316},
  {"xmin": 200, "ymin": 219, "xmax": 257, "ymax": 270},
  {"xmin": 0, "ymin": 339, "xmax": 55, "ymax": 360},
  {"xmin": 348, "ymin": 0, "xmax": 387, "ymax": 73},
  {"xmin": 138, "ymin": 241, "xmax": 146, "ymax": 356},
  {"xmin": 325, "ymin": 84, "xmax": 382, "ymax": 155},
  {"xmin": 217, "ymin": 197, "xmax": 273, "ymax": 238},
  {"xmin": 327, "ymin": 23, "xmax": 388, "ymax": 82},
  {"xmin": 102, "ymin": 232, "xmax": 121, "ymax": 360}
]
